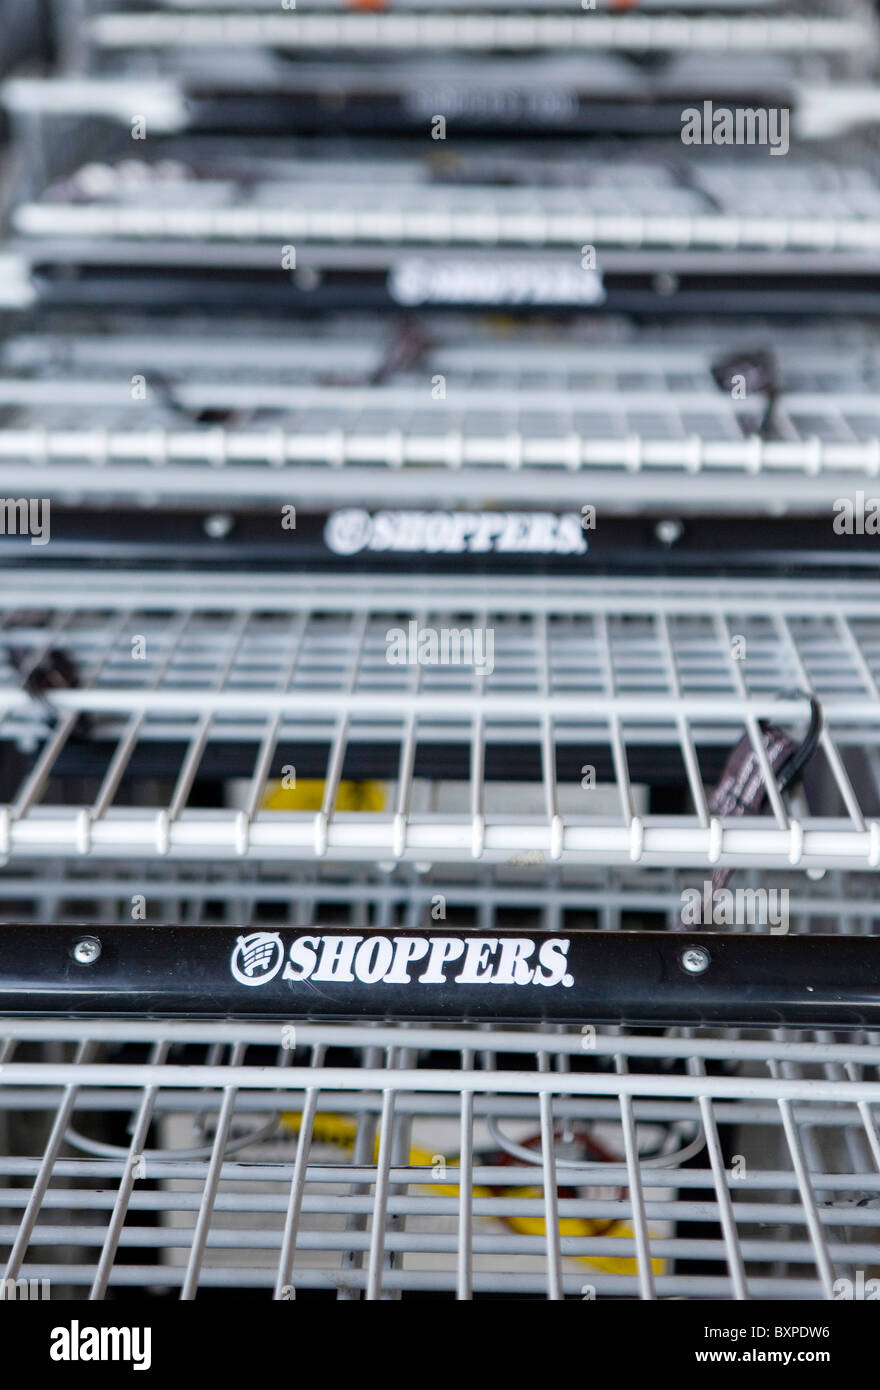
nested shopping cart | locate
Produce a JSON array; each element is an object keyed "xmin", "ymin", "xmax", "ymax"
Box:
[
  {"xmin": 2, "ymin": 560, "xmax": 880, "ymax": 1298},
  {"xmin": 10, "ymin": 0, "xmax": 880, "ymax": 147},
  {"xmin": 3, "ymin": 0, "xmax": 880, "ymax": 1304},
  {"xmin": 7, "ymin": 50, "xmax": 880, "ymax": 319},
  {"xmin": 7, "ymin": 127, "xmax": 880, "ymax": 316},
  {"xmin": 5, "ymin": 315, "xmax": 880, "ymax": 525}
]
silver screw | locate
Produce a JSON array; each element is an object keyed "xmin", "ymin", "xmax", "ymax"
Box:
[
  {"xmin": 655, "ymin": 518, "xmax": 684, "ymax": 547},
  {"xmin": 204, "ymin": 513, "xmax": 233, "ymax": 540},
  {"xmin": 294, "ymin": 266, "xmax": 322, "ymax": 292},
  {"xmin": 72, "ymin": 936, "xmax": 101, "ymax": 966},
  {"xmin": 680, "ymin": 945, "xmax": 710, "ymax": 975},
  {"xmin": 653, "ymin": 271, "xmax": 679, "ymax": 297}
]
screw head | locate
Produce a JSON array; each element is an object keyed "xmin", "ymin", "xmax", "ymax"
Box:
[
  {"xmin": 680, "ymin": 945, "xmax": 710, "ymax": 976},
  {"xmin": 204, "ymin": 513, "xmax": 233, "ymax": 540},
  {"xmin": 655, "ymin": 518, "xmax": 684, "ymax": 547},
  {"xmin": 653, "ymin": 271, "xmax": 680, "ymax": 297},
  {"xmin": 293, "ymin": 266, "xmax": 322, "ymax": 292},
  {"xmin": 71, "ymin": 936, "xmax": 101, "ymax": 966}
]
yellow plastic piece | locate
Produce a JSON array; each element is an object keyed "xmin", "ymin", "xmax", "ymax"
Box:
[
  {"xmin": 279, "ymin": 1112, "xmax": 666, "ymax": 1276},
  {"xmin": 262, "ymin": 779, "xmax": 387, "ymax": 813}
]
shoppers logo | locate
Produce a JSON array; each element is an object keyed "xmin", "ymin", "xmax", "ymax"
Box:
[
  {"xmin": 403, "ymin": 85, "xmax": 576, "ymax": 125},
  {"xmin": 324, "ymin": 509, "xmax": 587, "ymax": 557},
  {"xmin": 230, "ymin": 932, "xmax": 285, "ymax": 986},
  {"xmin": 229, "ymin": 934, "xmax": 574, "ymax": 988},
  {"xmin": 680, "ymin": 101, "xmax": 789, "ymax": 156},
  {"xmin": 389, "ymin": 257, "xmax": 605, "ymax": 306},
  {"xmin": 50, "ymin": 1321, "xmax": 151, "ymax": 1371}
]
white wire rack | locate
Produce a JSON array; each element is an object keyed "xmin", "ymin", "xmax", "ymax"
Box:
[
  {"xmin": 83, "ymin": 7, "xmax": 874, "ymax": 56},
  {"xmin": 11, "ymin": 139, "xmax": 880, "ymax": 255},
  {"xmin": 136, "ymin": 0, "xmax": 797, "ymax": 12},
  {"xmin": 2, "ymin": 319, "xmax": 880, "ymax": 508},
  {"xmin": 0, "ymin": 858, "xmax": 876, "ymax": 934},
  {"xmin": 1, "ymin": 570, "xmax": 879, "ymax": 869},
  {"xmin": 2, "ymin": 1014, "xmax": 880, "ymax": 1298}
]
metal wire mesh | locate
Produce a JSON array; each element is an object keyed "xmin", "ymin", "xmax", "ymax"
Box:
[
  {"xmin": 1, "ymin": 859, "xmax": 876, "ymax": 935},
  {"xmin": 12, "ymin": 137, "xmax": 880, "ymax": 253},
  {"xmin": 94, "ymin": 0, "xmax": 839, "ymax": 13},
  {"xmin": 3, "ymin": 1015, "xmax": 880, "ymax": 1298},
  {"xmin": 1, "ymin": 319, "xmax": 880, "ymax": 507},
  {"xmin": 83, "ymin": 7, "xmax": 874, "ymax": 57},
  {"xmin": 0, "ymin": 571, "xmax": 879, "ymax": 869}
]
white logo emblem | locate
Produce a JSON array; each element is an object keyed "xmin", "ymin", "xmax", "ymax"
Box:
[
  {"xmin": 324, "ymin": 508, "xmax": 372, "ymax": 556},
  {"xmin": 230, "ymin": 932, "xmax": 285, "ymax": 987},
  {"xmin": 324, "ymin": 508, "xmax": 587, "ymax": 557}
]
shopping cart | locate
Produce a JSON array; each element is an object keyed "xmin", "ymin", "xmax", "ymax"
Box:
[
  {"xmin": 0, "ymin": 561, "xmax": 878, "ymax": 1298},
  {"xmin": 2, "ymin": 315, "xmax": 880, "ymax": 517},
  {"xmin": 2, "ymin": 0, "xmax": 880, "ymax": 1305},
  {"xmin": 6, "ymin": 127, "xmax": 880, "ymax": 314}
]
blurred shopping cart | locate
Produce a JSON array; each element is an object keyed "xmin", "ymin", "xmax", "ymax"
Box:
[{"xmin": 2, "ymin": 0, "xmax": 880, "ymax": 1303}]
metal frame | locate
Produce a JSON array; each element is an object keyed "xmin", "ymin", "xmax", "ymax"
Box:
[
  {"xmin": 84, "ymin": 9, "xmax": 874, "ymax": 56},
  {"xmin": 3, "ymin": 0, "xmax": 880, "ymax": 1310},
  {"xmin": 114, "ymin": 0, "xmax": 812, "ymax": 12},
  {"xmin": 0, "ymin": 858, "xmax": 877, "ymax": 935},
  {"xmin": 5, "ymin": 926, "xmax": 880, "ymax": 1027},
  {"xmin": 3, "ymin": 1015, "xmax": 880, "ymax": 1298},
  {"xmin": 8, "ymin": 56, "xmax": 879, "ymax": 145},
  {"xmin": 11, "ymin": 137, "xmax": 880, "ymax": 255},
  {"xmin": 2, "ymin": 318, "xmax": 880, "ymax": 510},
  {"xmin": 1, "ymin": 570, "xmax": 879, "ymax": 869},
  {"xmin": 6, "ymin": 130, "xmax": 880, "ymax": 315}
]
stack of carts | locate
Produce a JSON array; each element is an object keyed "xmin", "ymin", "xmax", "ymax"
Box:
[{"xmin": 1, "ymin": 0, "xmax": 880, "ymax": 1302}]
